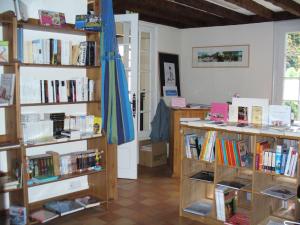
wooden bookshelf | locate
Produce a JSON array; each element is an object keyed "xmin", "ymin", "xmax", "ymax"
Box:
[
  {"xmin": 0, "ymin": 3, "xmax": 118, "ymax": 223},
  {"xmin": 180, "ymin": 123, "xmax": 300, "ymax": 225}
]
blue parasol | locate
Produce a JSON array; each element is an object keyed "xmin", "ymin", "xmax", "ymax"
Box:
[{"xmin": 100, "ymin": 0, "xmax": 134, "ymax": 144}]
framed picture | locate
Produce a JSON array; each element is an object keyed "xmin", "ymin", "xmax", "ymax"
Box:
[
  {"xmin": 192, "ymin": 45, "xmax": 249, "ymax": 68},
  {"xmin": 159, "ymin": 52, "xmax": 181, "ymax": 96}
]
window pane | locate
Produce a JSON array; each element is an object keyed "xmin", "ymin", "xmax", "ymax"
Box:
[
  {"xmin": 283, "ymin": 100, "xmax": 299, "ymax": 120},
  {"xmin": 285, "ymin": 32, "xmax": 300, "ymax": 77},
  {"xmin": 283, "ymin": 79, "xmax": 299, "ymax": 101}
]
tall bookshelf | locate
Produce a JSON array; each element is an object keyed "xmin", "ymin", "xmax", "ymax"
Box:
[
  {"xmin": 0, "ymin": 5, "xmax": 113, "ymax": 224},
  {"xmin": 180, "ymin": 123, "xmax": 300, "ymax": 225}
]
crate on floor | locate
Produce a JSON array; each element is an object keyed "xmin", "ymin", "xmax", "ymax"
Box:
[{"xmin": 139, "ymin": 141, "xmax": 167, "ymax": 167}]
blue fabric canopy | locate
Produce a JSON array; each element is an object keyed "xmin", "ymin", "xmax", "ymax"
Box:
[{"xmin": 101, "ymin": 0, "xmax": 134, "ymax": 144}]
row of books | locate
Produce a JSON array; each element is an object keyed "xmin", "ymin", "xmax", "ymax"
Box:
[
  {"xmin": 21, "ymin": 78, "xmax": 97, "ymax": 104},
  {"xmin": 30, "ymin": 196, "xmax": 101, "ymax": 223},
  {"xmin": 0, "ymin": 176, "xmax": 20, "ymax": 191},
  {"xmin": 21, "ymin": 113, "xmax": 101, "ymax": 143},
  {"xmin": 215, "ymin": 138, "xmax": 251, "ymax": 168},
  {"xmin": 27, "ymin": 154, "xmax": 55, "ymax": 178},
  {"xmin": 18, "ymin": 29, "xmax": 97, "ymax": 66},
  {"xmin": 255, "ymin": 143, "xmax": 298, "ymax": 177},
  {"xmin": 0, "ymin": 73, "xmax": 15, "ymax": 106},
  {"xmin": 184, "ymin": 131, "xmax": 216, "ymax": 162},
  {"xmin": 56, "ymin": 149, "xmax": 101, "ymax": 175},
  {"xmin": 215, "ymin": 186, "xmax": 237, "ymax": 222}
]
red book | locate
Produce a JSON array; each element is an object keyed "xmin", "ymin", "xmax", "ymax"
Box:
[
  {"xmin": 229, "ymin": 141, "xmax": 236, "ymax": 167},
  {"xmin": 225, "ymin": 140, "xmax": 232, "ymax": 166}
]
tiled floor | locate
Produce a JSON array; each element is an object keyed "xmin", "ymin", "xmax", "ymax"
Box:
[{"xmin": 47, "ymin": 165, "xmax": 204, "ymax": 225}]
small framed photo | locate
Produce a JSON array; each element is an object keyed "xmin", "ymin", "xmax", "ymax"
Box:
[
  {"xmin": 159, "ymin": 52, "xmax": 181, "ymax": 96},
  {"xmin": 192, "ymin": 45, "xmax": 249, "ymax": 68}
]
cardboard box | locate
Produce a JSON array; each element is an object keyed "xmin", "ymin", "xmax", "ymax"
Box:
[{"xmin": 139, "ymin": 142, "xmax": 167, "ymax": 167}]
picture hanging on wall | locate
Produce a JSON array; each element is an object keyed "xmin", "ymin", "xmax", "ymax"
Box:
[
  {"xmin": 158, "ymin": 52, "xmax": 181, "ymax": 97},
  {"xmin": 192, "ymin": 45, "xmax": 249, "ymax": 68}
]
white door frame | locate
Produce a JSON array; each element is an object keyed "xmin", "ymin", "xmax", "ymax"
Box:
[{"xmin": 115, "ymin": 14, "xmax": 139, "ymax": 179}]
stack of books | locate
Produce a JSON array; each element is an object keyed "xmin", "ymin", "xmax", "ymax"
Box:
[
  {"xmin": 21, "ymin": 77, "xmax": 97, "ymax": 104},
  {"xmin": 0, "ymin": 176, "xmax": 20, "ymax": 191},
  {"xmin": 216, "ymin": 138, "xmax": 252, "ymax": 168}
]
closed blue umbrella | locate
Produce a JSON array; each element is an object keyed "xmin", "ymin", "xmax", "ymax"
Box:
[{"xmin": 101, "ymin": 0, "xmax": 134, "ymax": 144}]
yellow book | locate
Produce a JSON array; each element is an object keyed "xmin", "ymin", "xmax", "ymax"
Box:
[
  {"xmin": 93, "ymin": 117, "xmax": 102, "ymax": 134},
  {"xmin": 251, "ymin": 106, "xmax": 262, "ymax": 124}
]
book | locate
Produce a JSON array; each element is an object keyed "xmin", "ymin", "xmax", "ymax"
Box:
[
  {"xmin": 268, "ymin": 105, "xmax": 291, "ymax": 127},
  {"xmin": 75, "ymin": 196, "xmax": 101, "ymax": 208},
  {"xmin": 217, "ymin": 178, "xmax": 251, "ymax": 190},
  {"xmin": 237, "ymin": 106, "xmax": 248, "ymax": 124},
  {"xmin": 0, "ymin": 40, "xmax": 9, "ymax": 62},
  {"xmin": 260, "ymin": 185, "xmax": 296, "ymax": 200},
  {"xmin": 75, "ymin": 15, "xmax": 87, "ymax": 30},
  {"xmin": 210, "ymin": 102, "xmax": 228, "ymax": 122},
  {"xmin": 93, "ymin": 117, "xmax": 102, "ymax": 134},
  {"xmin": 9, "ymin": 206, "xmax": 26, "ymax": 225},
  {"xmin": 38, "ymin": 10, "xmax": 66, "ymax": 27},
  {"xmin": 190, "ymin": 171, "xmax": 214, "ymax": 182},
  {"xmin": 251, "ymin": 106, "xmax": 262, "ymax": 124},
  {"xmin": 183, "ymin": 200, "xmax": 212, "ymax": 216},
  {"xmin": 30, "ymin": 209, "xmax": 59, "ymax": 223},
  {"xmin": 0, "ymin": 73, "xmax": 15, "ymax": 106},
  {"xmin": 44, "ymin": 200, "xmax": 84, "ymax": 216}
]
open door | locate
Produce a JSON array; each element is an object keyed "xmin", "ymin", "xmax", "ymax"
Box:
[{"xmin": 115, "ymin": 14, "xmax": 139, "ymax": 179}]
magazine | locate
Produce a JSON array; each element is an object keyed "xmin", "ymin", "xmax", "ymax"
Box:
[
  {"xmin": 261, "ymin": 185, "xmax": 296, "ymax": 200},
  {"xmin": 0, "ymin": 73, "xmax": 15, "ymax": 106}
]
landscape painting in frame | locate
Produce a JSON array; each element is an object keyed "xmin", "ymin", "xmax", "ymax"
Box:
[{"xmin": 192, "ymin": 45, "xmax": 249, "ymax": 68}]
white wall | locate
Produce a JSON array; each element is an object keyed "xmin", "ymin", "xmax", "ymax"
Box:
[{"xmin": 180, "ymin": 22, "xmax": 274, "ymax": 104}]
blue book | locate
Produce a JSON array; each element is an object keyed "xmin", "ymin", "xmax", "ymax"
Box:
[
  {"xmin": 280, "ymin": 149, "xmax": 288, "ymax": 174},
  {"xmin": 221, "ymin": 138, "xmax": 228, "ymax": 165},
  {"xmin": 17, "ymin": 28, "xmax": 23, "ymax": 62},
  {"xmin": 232, "ymin": 140, "xmax": 240, "ymax": 167},
  {"xmin": 275, "ymin": 145, "xmax": 282, "ymax": 174},
  {"xmin": 44, "ymin": 200, "xmax": 84, "ymax": 216},
  {"xmin": 32, "ymin": 176, "xmax": 59, "ymax": 184}
]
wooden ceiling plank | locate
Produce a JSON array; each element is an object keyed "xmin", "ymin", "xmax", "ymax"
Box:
[
  {"xmin": 265, "ymin": 0, "xmax": 300, "ymax": 17},
  {"xmin": 223, "ymin": 0, "xmax": 274, "ymax": 19},
  {"xmin": 173, "ymin": 0, "xmax": 250, "ymax": 23},
  {"xmin": 113, "ymin": 0, "xmax": 200, "ymax": 27}
]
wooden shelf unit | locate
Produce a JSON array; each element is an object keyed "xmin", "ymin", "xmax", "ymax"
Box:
[
  {"xmin": 0, "ymin": 4, "xmax": 118, "ymax": 224},
  {"xmin": 170, "ymin": 107, "xmax": 210, "ymax": 178},
  {"xmin": 179, "ymin": 124, "xmax": 300, "ymax": 225}
]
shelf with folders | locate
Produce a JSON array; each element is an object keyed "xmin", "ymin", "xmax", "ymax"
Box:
[{"xmin": 180, "ymin": 123, "xmax": 300, "ymax": 225}]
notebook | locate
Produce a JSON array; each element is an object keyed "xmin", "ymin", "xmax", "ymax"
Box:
[
  {"xmin": 75, "ymin": 196, "xmax": 101, "ymax": 208},
  {"xmin": 183, "ymin": 201, "xmax": 212, "ymax": 216},
  {"xmin": 44, "ymin": 200, "xmax": 84, "ymax": 216},
  {"xmin": 30, "ymin": 209, "xmax": 59, "ymax": 223}
]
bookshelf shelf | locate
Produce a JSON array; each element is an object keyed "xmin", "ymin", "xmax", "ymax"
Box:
[
  {"xmin": 21, "ymin": 100, "xmax": 100, "ymax": 107},
  {"xmin": 18, "ymin": 18, "xmax": 100, "ymax": 36},
  {"xmin": 19, "ymin": 63, "xmax": 101, "ymax": 69},
  {"xmin": 254, "ymin": 170, "xmax": 297, "ymax": 179},
  {"xmin": 0, "ymin": 62, "xmax": 15, "ymax": 66},
  {"xmin": 23, "ymin": 134, "xmax": 103, "ymax": 148},
  {"xmin": 0, "ymin": 104, "xmax": 15, "ymax": 109},
  {"xmin": 180, "ymin": 123, "xmax": 300, "ymax": 225},
  {"xmin": 0, "ymin": 187, "xmax": 22, "ymax": 194},
  {"xmin": 0, "ymin": 142, "xmax": 20, "ymax": 152},
  {"xmin": 28, "ymin": 169, "xmax": 106, "ymax": 188}
]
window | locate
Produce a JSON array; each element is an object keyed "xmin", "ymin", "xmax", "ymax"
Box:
[
  {"xmin": 282, "ymin": 32, "xmax": 300, "ymax": 120},
  {"xmin": 273, "ymin": 20, "xmax": 300, "ymax": 122}
]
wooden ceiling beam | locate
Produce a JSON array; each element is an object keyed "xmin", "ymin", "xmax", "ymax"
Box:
[
  {"xmin": 172, "ymin": 0, "xmax": 250, "ymax": 23},
  {"xmin": 138, "ymin": 14, "xmax": 188, "ymax": 28},
  {"xmin": 113, "ymin": 0, "xmax": 205, "ymax": 27},
  {"xmin": 223, "ymin": 0, "xmax": 274, "ymax": 19},
  {"xmin": 264, "ymin": 0, "xmax": 300, "ymax": 17},
  {"xmin": 119, "ymin": 0, "xmax": 229, "ymax": 26}
]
